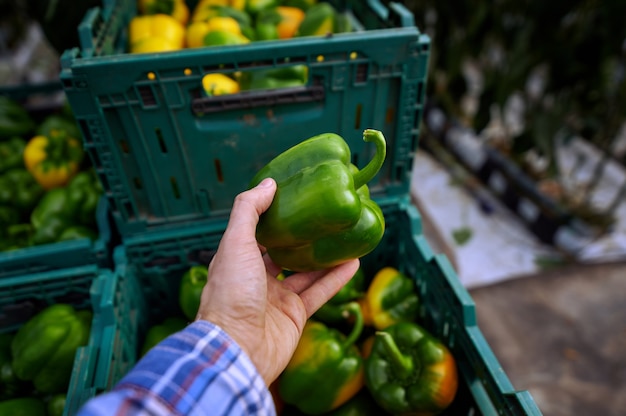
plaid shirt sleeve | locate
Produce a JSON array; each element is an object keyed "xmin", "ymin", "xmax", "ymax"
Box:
[{"xmin": 78, "ymin": 320, "xmax": 276, "ymax": 416}]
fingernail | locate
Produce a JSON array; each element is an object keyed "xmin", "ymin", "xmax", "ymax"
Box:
[{"xmin": 257, "ymin": 178, "xmax": 274, "ymax": 188}]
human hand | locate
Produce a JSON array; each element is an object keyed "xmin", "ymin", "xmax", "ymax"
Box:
[{"xmin": 196, "ymin": 178, "xmax": 360, "ymax": 385}]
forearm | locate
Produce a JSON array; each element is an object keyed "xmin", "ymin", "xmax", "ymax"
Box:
[{"xmin": 79, "ymin": 321, "xmax": 276, "ymax": 416}]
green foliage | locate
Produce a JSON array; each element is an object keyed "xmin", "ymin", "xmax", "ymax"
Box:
[{"xmin": 406, "ymin": 0, "xmax": 626, "ymax": 166}]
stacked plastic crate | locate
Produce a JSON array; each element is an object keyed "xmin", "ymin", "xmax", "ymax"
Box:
[
  {"xmin": 0, "ymin": 83, "xmax": 114, "ymax": 278},
  {"xmin": 0, "ymin": 81, "xmax": 139, "ymax": 415},
  {"xmin": 57, "ymin": 0, "xmax": 542, "ymax": 414}
]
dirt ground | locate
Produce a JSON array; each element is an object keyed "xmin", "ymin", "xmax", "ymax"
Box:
[{"xmin": 469, "ymin": 261, "xmax": 626, "ymax": 416}]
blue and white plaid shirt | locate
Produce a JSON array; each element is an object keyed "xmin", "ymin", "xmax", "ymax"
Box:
[{"xmin": 79, "ymin": 321, "xmax": 276, "ymax": 416}]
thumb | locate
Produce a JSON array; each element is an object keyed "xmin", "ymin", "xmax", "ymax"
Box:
[{"xmin": 223, "ymin": 178, "xmax": 277, "ymax": 242}]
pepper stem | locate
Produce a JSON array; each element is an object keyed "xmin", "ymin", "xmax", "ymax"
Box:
[
  {"xmin": 340, "ymin": 302, "xmax": 364, "ymax": 351},
  {"xmin": 376, "ymin": 331, "xmax": 414, "ymax": 379},
  {"xmin": 352, "ymin": 129, "xmax": 387, "ymax": 190}
]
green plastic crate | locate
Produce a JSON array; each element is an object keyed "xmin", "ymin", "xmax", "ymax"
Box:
[
  {"xmin": 0, "ymin": 81, "xmax": 115, "ymax": 278},
  {"xmin": 63, "ymin": 264, "xmax": 144, "ymax": 416},
  {"xmin": 103, "ymin": 199, "xmax": 541, "ymax": 415},
  {"xmin": 0, "ymin": 196, "xmax": 114, "ymax": 279},
  {"xmin": 0, "ymin": 264, "xmax": 132, "ymax": 416},
  {"xmin": 60, "ymin": 0, "xmax": 431, "ymax": 237}
]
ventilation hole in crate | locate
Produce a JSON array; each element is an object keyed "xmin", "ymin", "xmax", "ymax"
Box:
[
  {"xmin": 354, "ymin": 104, "xmax": 362, "ymax": 129},
  {"xmin": 355, "ymin": 63, "xmax": 368, "ymax": 83},
  {"xmin": 417, "ymin": 81, "xmax": 424, "ymax": 104},
  {"xmin": 155, "ymin": 128, "xmax": 167, "ymax": 153},
  {"xmin": 138, "ymin": 85, "xmax": 157, "ymax": 106},
  {"xmin": 134, "ymin": 177, "xmax": 143, "ymax": 190},
  {"xmin": 395, "ymin": 164, "xmax": 403, "ymax": 180},
  {"xmin": 119, "ymin": 139, "xmax": 130, "ymax": 154},
  {"xmin": 99, "ymin": 174, "xmax": 109, "ymax": 190},
  {"xmin": 170, "ymin": 177, "xmax": 181, "ymax": 199},
  {"xmin": 385, "ymin": 107, "xmax": 395, "ymax": 124},
  {"xmin": 123, "ymin": 201, "xmax": 134, "ymax": 220},
  {"xmin": 90, "ymin": 151, "xmax": 102, "ymax": 169},
  {"xmin": 214, "ymin": 159, "xmax": 224, "ymax": 182},
  {"xmin": 77, "ymin": 119, "xmax": 90, "ymax": 143}
]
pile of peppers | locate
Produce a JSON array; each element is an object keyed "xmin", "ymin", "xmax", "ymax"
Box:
[
  {"xmin": 0, "ymin": 303, "xmax": 91, "ymax": 416},
  {"xmin": 276, "ymin": 266, "xmax": 458, "ymax": 416},
  {"xmin": 0, "ymin": 97, "xmax": 103, "ymax": 252}
]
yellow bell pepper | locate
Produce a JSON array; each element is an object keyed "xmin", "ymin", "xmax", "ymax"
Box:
[
  {"xmin": 23, "ymin": 130, "xmax": 83, "ymax": 190},
  {"xmin": 186, "ymin": 16, "xmax": 242, "ymax": 48},
  {"xmin": 202, "ymin": 74, "xmax": 240, "ymax": 96},
  {"xmin": 137, "ymin": 0, "xmax": 190, "ymax": 25},
  {"xmin": 129, "ymin": 14, "xmax": 185, "ymax": 53},
  {"xmin": 193, "ymin": 0, "xmax": 245, "ymax": 16}
]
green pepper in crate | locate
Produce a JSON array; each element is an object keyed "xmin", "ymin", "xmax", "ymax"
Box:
[
  {"xmin": 140, "ymin": 317, "xmax": 188, "ymax": 357},
  {"xmin": 240, "ymin": 65, "xmax": 308, "ymax": 91},
  {"xmin": 179, "ymin": 265, "xmax": 208, "ymax": 321},
  {"xmin": 0, "ymin": 97, "xmax": 35, "ymax": 140},
  {"xmin": 278, "ymin": 302, "xmax": 365, "ymax": 414},
  {"xmin": 364, "ymin": 322, "xmax": 458, "ymax": 415},
  {"xmin": 0, "ymin": 137, "xmax": 26, "ymax": 174},
  {"xmin": 249, "ymin": 129, "xmax": 386, "ymax": 272},
  {"xmin": 359, "ymin": 267, "xmax": 419, "ymax": 330},
  {"xmin": 0, "ymin": 333, "xmax": 29, "ymax": 400},
  {"xmin": 295, "ymin": 2, "xmax": 336, "ymax": 37},
  {"xmin": 0, "ymin": 397, "xmax": 46, "ymax": 416},
  {"xmin": 65, "ymin": 170, "xmax": 103, "ymax": 227},
  {"xmin": 326, "ymin": 389, "xmax": 386, "ymax": 416},
  {"xmin": 46, "ymin": 394, "xmax": 66, "ymax": 416},
  {"xmin": 30, "ymin": 170, "xmax": 102, "ymax": 244},
  {"xmin": 313, "ymin": 267, "xmax": 366, "ymax": 324},
  {"xmin": 3, "ymin": 224, "xmax": 34, "ymax": 250},
  {"xmin": 0, "ymin": 168, "xmax": 45, "ymax": 214},
  {"xmin": 0, "ymin": 206, "xmax": 20, "ymax": 238},
  {"xmin": 36, "ymin": 114, "xmax": 81, "ymax": 143},
  {"xmin": 246, "ymin": 0, "xmax": 279, "ymax": 15},
  {"xmin": 11, "ymin": 304, "xmax": 92, "ymax": 394}
]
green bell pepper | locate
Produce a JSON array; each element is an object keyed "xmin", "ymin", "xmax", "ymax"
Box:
[
  {"xmin": 35, "ymin": 114, "xmax": 81, "ymax": 142},
  {"xmin": 57, "ymin": 225, "xmax": 98, "ymax": 242},
  {"xmin": 179, "ymin": 265, "xmax": 208, "ymax": 321},
  {"xmin": 3, "ymin": 223, "xmax": 34, "ymax": 250},
  {"xmin": 250, "ymin": 129, "xmax": 386, "ymax": 272},
  {"xmin": 326, "ymin": 390, "xmax": 386, "ymax": 416},
  {"xmin": 0, "ymin": 137, "xmax": 26, "ymax": 174},
  {"xmin": 0, "ymin": 206, "xmax": 20, "ymax": 232},
  {"xmin": 31, "ymin": 215, "xmax": 74, "ymax": 245},
  {"xmin": 0, "ymin": 397, "xmax": 46, "ymax": 416},
  {"xmin": 1, "ymin": 361, "xmax": 30, "ymax": 400},
  {"xmin": 278, "ymin": 302, "xmax": 365, "ymax": 414},
  {"xmin": 46, "ymin": 394, "xmax": 67, "ymax": 416},
  {"xmin": 140, "ymin": 317, "xmax": 188, "ymax": 357},
  {"xmin": 241, "ymin": 65, "xmax": 308, "ymax": 91},
  {"xmin": 65, "ymin": 170, "xmax": 103, "ymax": 227},
  {"xmin": 30, "ymin": 170, "xmax": 102, "ymax": 244},
  {"xmin": 0, "ymin": 97, "xmax": 35, "ymax": 140},
  {"xmin": 313, "ymin": 267, "xmax": 366, "ymax": 325},
  {"xmin": 359, "ymin": 267, "xmax": 419, "ymax": 331},
  {"xmin": 11, "ymin": 304, "xmax": 92, "ymax": 394},
  {"xmin": 0, "ymin": 333, "xmax": 29, "ymax": 400},
  {"xmin": 0, "ymin": 168, "xmax": 44, "ymax": 215},
  {"xmin": 364, "ymin": 322, "xmax": 458, "ymax": 415}
]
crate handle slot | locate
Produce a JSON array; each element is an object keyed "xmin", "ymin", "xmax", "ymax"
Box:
[{"xmin": 191, "ymin": 84, "xmax": 325, "ymax": 116}]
